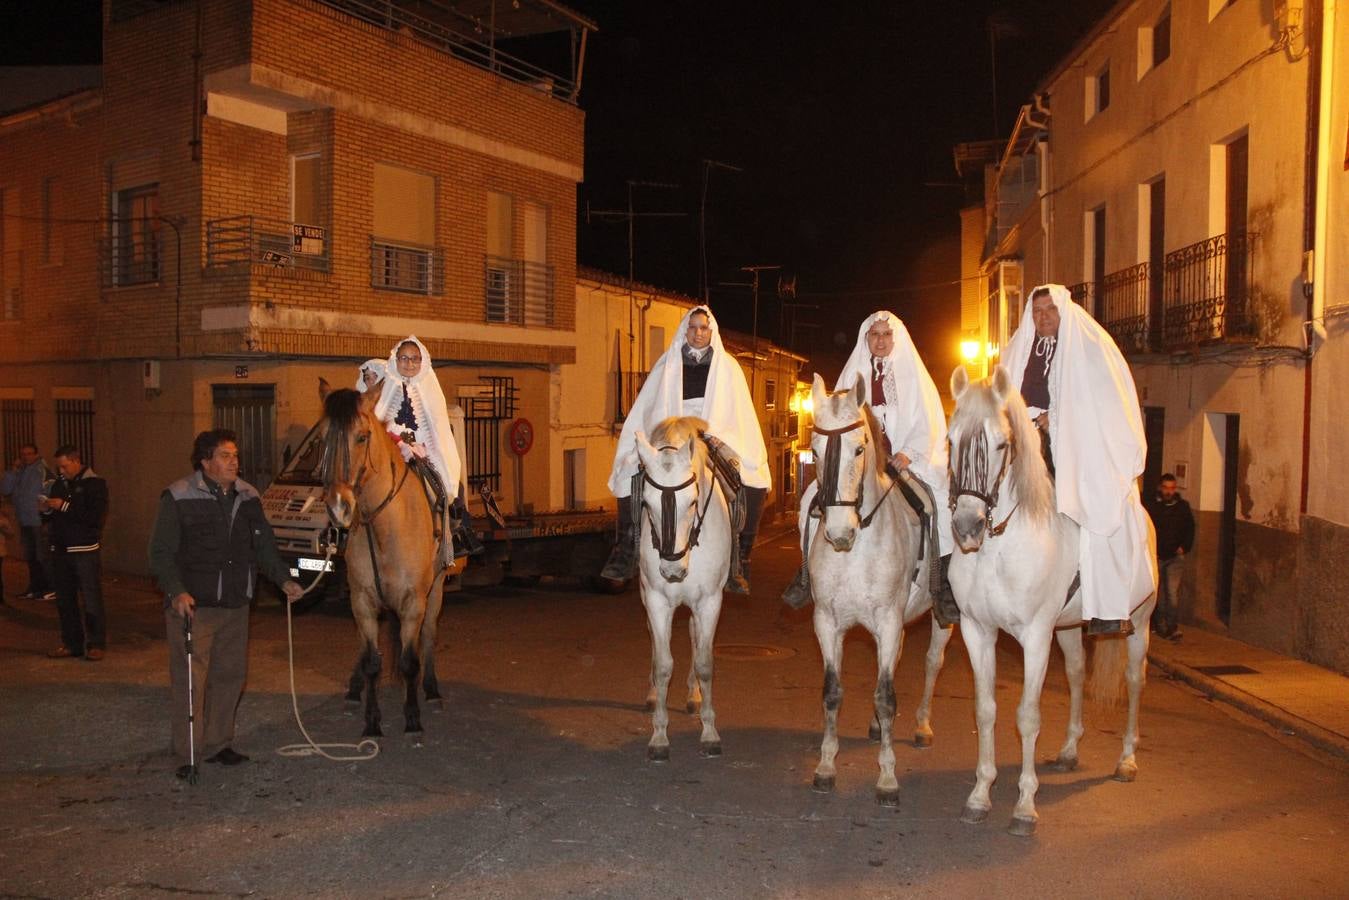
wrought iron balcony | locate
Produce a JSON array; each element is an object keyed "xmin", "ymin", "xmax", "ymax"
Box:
[
  {"xmin": 1067, "ymin": 281, "xmax": 1095, "ymax": 315},
  {"xmin": 1098, "ymin": 263, "xmax": 1155, "ymax": 355},
  {"xmin": 484, "ymin": 256, "xmax": 555, "ymax": 326},
  {"xmin": 314, "ymin": 0, "xmax": 592, "ymax": 103},
  {"xmin": 205, "ymin": 216, "xmax": 330, "ymax": 274},
  {"xmin": 1162, "ymin": 232, "xmax": 1257, "ymax": 350},
  {"xmin": 370, "ymin": 237, "xmax": 445, "ymax": 296},
  {"xmin": 98, "ymin": 234, "xmax": 161, "ymax": 288}
]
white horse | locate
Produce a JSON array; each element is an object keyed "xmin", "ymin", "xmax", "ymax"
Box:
[
  {"xmin": 947, "ymin": 366, "xmax": 1157, "ymax": 836},
  {"xmin": 634, "ymin": 417, "xmax": 734, "ymax": 761},
  {"xmin": 802, "ymin": 374, "xmax": 954, "ymax": 805}
]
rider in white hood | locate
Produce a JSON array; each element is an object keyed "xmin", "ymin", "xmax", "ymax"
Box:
[
  {"xmin": 367, "ymin": 336, "xmax": 480, "ymax": 562},
  {"xmin": 355, "ymin": 358, "xmax": 386, "ymax": 394},
  {"xmin": 783, "ymin": 311, "xmax": 958, "ymax": 623},
  {"xmin": 602, "ymin": 306, "xmax": 770, "ymax": 592},
  {"xmin": 1002, "ymin": 284, "xmax": 1157, "ymax": 635}
]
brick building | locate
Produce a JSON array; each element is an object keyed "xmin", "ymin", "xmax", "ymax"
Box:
[{"xmin": 0, "ymin": 0, "xmax": 596, "ymax": 574}]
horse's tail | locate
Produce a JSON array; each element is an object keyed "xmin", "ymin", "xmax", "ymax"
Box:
[{"xmin": 1089, "ymin": 636, "xmax": 1129, "ymax": 708}]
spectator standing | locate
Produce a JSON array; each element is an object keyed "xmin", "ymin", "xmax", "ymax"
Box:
[
  {"xmin": 1, "ymin": 444, "xmax": 55, "ymax": 600},
  {"xmin": 148, "ymin": 430, "xmax": 302, "ymax": 780},
  {"xmin": 1145, "ymin": 473, "xmax": 1195, "ymax": 641},
  {"xmin": 44, "ymin": 446, "xmax": 108, "ymax": 660}
]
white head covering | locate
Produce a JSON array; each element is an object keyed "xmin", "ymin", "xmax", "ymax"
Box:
[
  {"xmin": 835, "ymin": 310, "xmax": 949, "ymax": 490},
  {"xmin": 355, "ymin": 358, "xmax": 386, "ymax": 393},
  {"xmin": 372, "ymin": 335, "xmax": 461, "ymax": 500},
  {"xmin": 1002, "ymin": 284, "xmax": 1145, "ymax": 534},
  {"xmin": 607, "ymin": 306, "xmax": 770, "ymax": 496}
]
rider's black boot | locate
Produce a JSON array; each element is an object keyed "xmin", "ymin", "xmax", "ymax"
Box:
[
  {"xmin": 600, "ymin": 499, "xmax": 639, "ymax": 582},
  {"xmin": 931, "ymin": 553, "xmax": 960, "ymax": 627},
  {"xmin": 782, "ymin": 564, "xmax": 812, "ymax": 608},
  {"xmin": 725, "ymin": 529, "xmax": 751, "ymax": 595},
  {"xmin": 452, "ymin": 495, "xmax": 486, "ymax": 556}
]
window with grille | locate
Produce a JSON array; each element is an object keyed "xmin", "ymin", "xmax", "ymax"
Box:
[
  {"xmin": 764, "ymin": 378, "xmax": 777, "ymax": 410},
  {"xmin": 113, "ymin": 183, "xmax": 161, "ymax": 285},
  {"xmin": 0, "ymin": 399, "xmax": 35, "ymax": 468},
  {"xmin": 55, "ymin": 399, "xmax": 95, "ymax": 469}
]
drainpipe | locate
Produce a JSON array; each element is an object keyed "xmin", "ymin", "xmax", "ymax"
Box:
[
  {"xmin": 190, "ymin": 0, "xmax": 204, "ymax": 162},
  {"xmin": 1299, "ymin": 0, "xmax": 1325, "ymax": 518}
]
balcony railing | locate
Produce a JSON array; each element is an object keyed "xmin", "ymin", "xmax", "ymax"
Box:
[
  {"xmin": 205, "ymin": 216, "xmax": 330, "ymax": 274},
  {"xmin": 370, "ymin": 237, "xmax": 445, "ymax": 296},
  {"xmin": 1067, "ymin": 281, "xmax": 1095, "ymax": 316},
  {"xmin": 98, "ymin": 234, "xmax": 161, "ymax": 288},
  {"xmin": 1162, "ymin": 232, "xmax": 1257, "ymax": 349},
  {"xmin": 1098, "ymin": 262, "xmax": 1154, "ymax": 355},
  {"xmin": 316, "ymin": 0, "xmax": 580, "ymax": 101},
  {"xmin": 484, "ymin": 256, "xmax": 555, "ymax": 326}
]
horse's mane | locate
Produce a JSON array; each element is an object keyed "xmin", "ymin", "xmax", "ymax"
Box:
[
  {"xmin": 858, "ymin": 402, "xmax": 889, "ymax": 480},
  {"xmin": 320, "ymin": 388, "xmax": 386, "ymax": 485},
  {"xmin": 649, "ymin": 416, "xmax": 711, "ymax": 475},
  {"xmin": 324, "ymin": 387, "xmax": 362, "ymax": 431},
  {"xmin": 950, "ymin": 379, "xmax": 1056, "ymax": 524}
]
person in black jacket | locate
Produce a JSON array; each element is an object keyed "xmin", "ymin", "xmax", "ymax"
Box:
[
  {"xmin": 44, "ymin": 446, "xmax": 108, "ymax": 660},
  {"xmin": 1145, "ymin": 473, "xmax": 1195, "ymax": 640},
  {"xmin": 148, "ymin": 429, "xmax": 302, "ymax": 780}
]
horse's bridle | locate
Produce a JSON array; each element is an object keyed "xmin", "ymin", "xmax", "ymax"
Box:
[
  {"xmin": 948, "ymin": 427, "xmax": 1018, "ymax": 537},
  {"xmin": 641, "ymin": 457, "xmax": 714, "ymax": 563},
  {"xmin": 810, "ymin": 417, "xmax": 896, "ymax": 530},
  {"xmin": 325, "ymin": 419, "xmax": 410, "ymax": 527}
]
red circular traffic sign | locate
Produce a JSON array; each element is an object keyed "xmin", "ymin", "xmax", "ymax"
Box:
[{"xmin": 508, "ymin": 418, "xmax": 534, "ymax": 456}]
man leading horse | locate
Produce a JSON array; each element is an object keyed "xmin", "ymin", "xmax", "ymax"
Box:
[{"xmin": 602, "ymin": 306, "xmax": 769, "ymax": 593}]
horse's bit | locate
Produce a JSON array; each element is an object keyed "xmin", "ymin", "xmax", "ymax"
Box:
[
  {"xmin": 641, "ymin": 461, "xmax": 714, "ymax": 563},
  {"xmin": 810, "ymin": 418, "xmax": 896, "ymax": 529},
  {"xmin": 948, "ymin": 428, "xmax": 1018, "ymax": 537}
]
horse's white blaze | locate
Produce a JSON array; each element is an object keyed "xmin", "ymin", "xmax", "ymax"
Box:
[
  {"xmin": 635, "ymin": 420, "xmax": 732, "ymax": 759},
  {"xmin": 947, "ymin": 365, "xmax": 1158, "ymax": 833},
  {"xmin": 801, "ymin": 375, "xmax": 950, "ymax": 802}
]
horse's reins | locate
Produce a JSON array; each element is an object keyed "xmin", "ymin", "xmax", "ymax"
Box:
[
  {"xmin": 948, "ymin": 428, "xmax": 1019, "ymax": 537},
  {"xmin": 641, "ymin": 449, "xmax": 716, "ymax": 562},
  {"xmin": 811, "ymin": 418, "xmax": 897, "ymax": 530}
]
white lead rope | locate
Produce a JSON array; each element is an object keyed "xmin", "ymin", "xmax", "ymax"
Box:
[{"xmin": 275, "ymin": 541, "xmax": 380, "ymax": 761}]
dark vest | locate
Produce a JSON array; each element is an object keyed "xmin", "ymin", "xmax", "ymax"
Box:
[
  {"xmin": 682, "ymin": 346, "xmax": 711, "ymax": 400},
  {"xmin": 166, "ymin": 472, "xmax": 269, "ymax": 609},
  {"xmin": 1020, "ymin": 336, "xmax": 1056, "ymax": 410}
]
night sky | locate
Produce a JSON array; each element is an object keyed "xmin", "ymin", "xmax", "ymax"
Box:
[{"xmin": 2, "ymin": 0, "xmax": 1115, "ymax": 380}]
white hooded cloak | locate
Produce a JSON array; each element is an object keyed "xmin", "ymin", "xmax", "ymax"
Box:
[
  {"xmin": 355, "ymin": 358, "xmax": 386, "ymax": 393},
  {"xmin": 834, "ymin": 311, "xmax": 953, "ymax": 555},
  {"xmin": 607, "ymin": 306, "xmax": 770, "ymax": 497},
  {"xmin": 1002, "ymin": 284, "xmax": 1156, "ymax": 619},
  {"xmin": 372, "ymin": 336, "xmax": 461, "ymax": 501}
]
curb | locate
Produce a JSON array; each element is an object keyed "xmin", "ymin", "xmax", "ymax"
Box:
[{"xmin": 1147, "ymin": 652, "xmax": 1349, "ymax": 762}]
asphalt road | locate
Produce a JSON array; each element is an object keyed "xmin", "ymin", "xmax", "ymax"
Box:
[{"xmin": 2, "ymin": 533, "xmax": 1347, "ymax": 899}]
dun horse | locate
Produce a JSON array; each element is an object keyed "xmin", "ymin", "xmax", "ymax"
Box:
[
  {"xmin": 633, "ymin": 417, "xmax": 734, "ymax": 761},
  {"xmin": 800, "ymin": 373, "xmax": 953, "ymax": 805},
  {"xmin": 947, "ymin": 366, "xmax": 1156, "ymax": 836},
  {"xmin": 320, "ymin": 384, "xmax": 449, "ymax": 737}
]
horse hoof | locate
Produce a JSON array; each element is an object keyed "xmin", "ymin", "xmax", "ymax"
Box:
[
  {"xmin": 875, "ymin": 787, "xmax": 900, "ymax": 807},
  {"xmin": 1007, "ymin": 815, "xmax": 1038, "ymax": 837},
  {"xmin": 1113, "ymin": 764, "xmax": 1138, "ymax": 783},
  {"xmin": 405, "ymin": 723, "xmax": 423, "ymax": 735},
  {"xmin": 1044, "ymin": 755, "xmax": 1078, "ymax": 773},
  {"xmin": 867, "ymin": 723, "xmax": 882, "ymax": 742},
  {"xmin": 344, "ymin": 694, "xmax": 361, "ymax": 706},
  {"xmin": 647, "ymin": 745, "xmax": 670, "ymax": 763},
  {"xmin": 362, "ymin": 725, "xmax": 383, "ymax": 739},
  {"xmin": 913, "ymin": 732, "xmax": 933, "ymax": 750},
  {"xmin": 699, "ymin": 741, "xmax": 722, "ymax": 758},
  {"xmin": 811, "ymin": 774, "xmax": 835, "ymax": 793},
  {"xmin": 429, "ymin": 698, "xmax": 445, "ymax": 713},
  {"xmin": 960, "ymin": 805, "xmax": 990, "ymax": 825}
]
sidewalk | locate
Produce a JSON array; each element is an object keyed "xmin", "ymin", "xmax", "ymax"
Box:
[{"xmin": 1147, "ymin": 626, "xmax": 1349, "ymax": 761}]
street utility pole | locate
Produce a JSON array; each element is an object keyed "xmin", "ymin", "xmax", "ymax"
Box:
[{"xmin": 740, "ymin": 264, "xmax": 781, "ymax": 396}]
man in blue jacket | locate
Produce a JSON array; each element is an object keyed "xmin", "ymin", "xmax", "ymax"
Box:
[
  {"xmin": 44, "ymin": 446, "xmax": 108, "ymax": 660},
  {"xmin": 1, "ymin": 444, "xmax": 54, "ymax": 600},
  {"xmin": 149, "ymin": 429, "xmax": 302, "ymax": 779}
]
